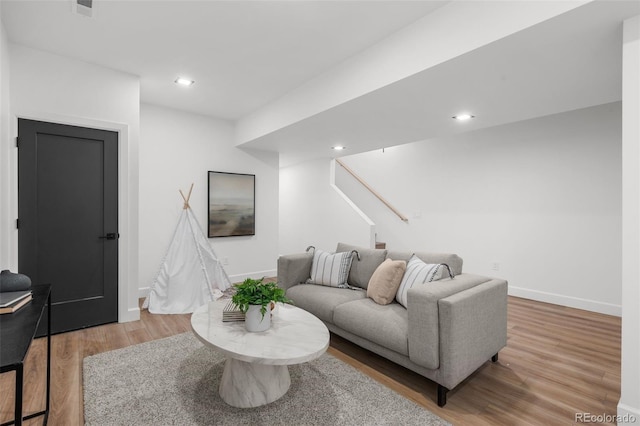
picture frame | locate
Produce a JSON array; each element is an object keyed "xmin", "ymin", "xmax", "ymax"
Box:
[{"xmin": 207, "ymin": 171, "xmax": 255, "ymax": 238}]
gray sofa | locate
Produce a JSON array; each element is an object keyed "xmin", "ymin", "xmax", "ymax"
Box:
[{"xmin": 277, "ymin": 242, "xmax": 508, "ymax": 407}]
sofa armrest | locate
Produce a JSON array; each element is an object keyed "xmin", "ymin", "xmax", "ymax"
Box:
[
  {"xmin": 406, "ymin": 274, "xmax": 504, "ymax": 370},
  {"xmin": 437, "ymin": 279, "xmax": 508, "ymax": 389},
  {"xmin": 277, "ymin": 252, "xmax": 313, "ymax": 290}
]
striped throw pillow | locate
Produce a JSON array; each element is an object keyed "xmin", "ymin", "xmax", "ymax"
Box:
[
  {"xmin": 395, "ymin": 255, "xmax": 446, "ymax": 308},
  {"xmin": 306, "ymin": 249, "xmax": 356, "ymax": 288}
]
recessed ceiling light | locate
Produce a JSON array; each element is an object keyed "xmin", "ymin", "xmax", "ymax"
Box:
[
  {"xmin": 332, "ymin": 146, "xmax": 346, "ymax": 151},
  {"xmin": 175, "ymin": 77, "xmax": 195, "ymax": 87},
  {"xmin": 452, "ymin": 114, "xmax": 474, "ymax": 121}
]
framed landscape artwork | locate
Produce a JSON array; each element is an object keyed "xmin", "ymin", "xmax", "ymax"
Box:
[{"xmin": 208, "ymin": 171, "xmax": 255, "ymax": 237}]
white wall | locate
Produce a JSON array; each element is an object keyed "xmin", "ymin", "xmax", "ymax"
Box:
[
  {"xmin": 619, "ymin": 13, "xmax": 640, "ymax": 423},
  {"xmin": 334, "ymin": 103, "xmax": 622, "ymax": 316},
  {"xmin": 0, "ymin": 11, "xmax": 10, "ymax": 270},
  {"xmin": 7, "ymin": 44, "xmax": 141, "ymax": 322},
  {"xmin": 139, "ymin": 103, "xmax": 279, "ymax": 292},
  {"xmin": 279, "ymin": 157, "xmax": 373, "ymax": 256}
]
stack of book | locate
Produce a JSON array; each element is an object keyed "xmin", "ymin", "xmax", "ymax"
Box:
[
  {"xmin": 0, "ymin": 290, "xmax": 32, "ymax": 315},
  {"xmin": 222, "ymin": 299, "xmax": 245, "ymax": 322}
]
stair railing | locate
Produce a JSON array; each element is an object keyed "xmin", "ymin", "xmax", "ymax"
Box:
[{"xmin": 335, "ymin": 158, "xmax": 408, "ymax": 222}]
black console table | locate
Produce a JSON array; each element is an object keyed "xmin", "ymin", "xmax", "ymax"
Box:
[{"xmin": 0, "ymin": 285, "xmax": 51, "ymax": 426}]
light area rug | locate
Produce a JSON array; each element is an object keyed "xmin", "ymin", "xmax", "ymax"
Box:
[{"xmin": 83, "ymin": 332, "xmax": 450, "ymax": 426}]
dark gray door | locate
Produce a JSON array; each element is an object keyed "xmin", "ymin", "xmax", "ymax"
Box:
[{"xmin": 18, "ymin": 119, "xmax": 118, "ymax": 334}]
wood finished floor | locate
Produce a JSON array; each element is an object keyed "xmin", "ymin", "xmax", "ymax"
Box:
[{"xmin": 0, "ymin": 296, "xmax": 621, "ymax": 426}]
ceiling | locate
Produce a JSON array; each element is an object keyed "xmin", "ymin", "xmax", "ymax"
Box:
[
  {"xmin": 242, "ymin": 0, "xmax": 640, "ymax": 165},
  {"xmin": 1, "ymin": 0, "xmax": 446, "ymax": 120},
  {"xmin": 2, "ymin": 1, "xmax": 639, "ymax": 166}
]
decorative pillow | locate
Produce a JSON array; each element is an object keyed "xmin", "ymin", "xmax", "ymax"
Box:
[
  {"xmin": 395, "ymin": 255, "xmax": 447, "ymax": 308},
  {"xmin": 306, "ymin": 248, "xmax": 357, "ymax": 288},
  {"xmin": 386, "ymin": 250, "xmax": 463, "ymax": 277},
  {"xmin": 367, "ymin": 259, "xmax": 406, "ymax": 305}
]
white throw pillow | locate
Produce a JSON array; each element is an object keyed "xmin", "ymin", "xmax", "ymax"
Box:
[
  {"xmin": 306, "ymin": 248, "xmax": 356, "ymax": 288},
  {"xmin": 395, "ymin": 255, "xmax": 446, "ymax": 308}
]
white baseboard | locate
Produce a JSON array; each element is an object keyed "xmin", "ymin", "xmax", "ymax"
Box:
[
  {"xmin": 138, "ymin": 286, "xmax": 150, "ymax": 299},
  {"xmin": 119, "ymin": 306, "xmax": 140, "ymax": 322},
  {"xmin": 508, "ymin": 286, "xmax": 621, "ymax": 317},
  {"xmin": 137, "ymin": 269, "xmax": 278, "ymax": 299},
  {"xmin": 617, "ymin": 403, "xmax": 640, "ymax": 424}
]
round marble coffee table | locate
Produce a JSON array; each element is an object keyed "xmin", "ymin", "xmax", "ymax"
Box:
[{"xmin": 191, "ymin": 299, "xmax": 329, "ymax": 408}]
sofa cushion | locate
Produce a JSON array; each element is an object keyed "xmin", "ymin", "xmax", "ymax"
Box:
[
  {"xmin": 396, "ymin": 255, "xmax": 448, "ymax": 308},
  {"xmin": 367, "ymin": 259, "xmax": 406, "ymax": 305},
  {"xmin": 333, "ymin": 299, "xmax": 409, "ymax": 356},
  {"xmin": 286, "ymin": 284, "xmax": 366, "ymax": 324},
  {"xmin": 387, "ymin": 250, "xmax": 463, "ymax": 276},
  {"xmin": 336, "ymin": 242, "xmax": 387, "ymax": 289},
  {"xmin": 307, "ymin": 248, "xmax": 356, "ymax": 288}
]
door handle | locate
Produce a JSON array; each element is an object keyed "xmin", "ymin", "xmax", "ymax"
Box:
[{"xmin": 98, "ymin": 233, "xmax": 119, "ymax": 240}]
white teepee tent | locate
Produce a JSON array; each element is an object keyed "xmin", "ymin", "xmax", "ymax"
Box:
[{"xmin": 143, "ymin": 185, "xmax": 231, "ymax": 314}]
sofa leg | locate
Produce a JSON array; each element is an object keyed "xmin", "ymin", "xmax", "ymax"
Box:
[
  {"xmin": 491, "ymin": 353, "xmax": 499, "ymax": 363},
  {"xmin": 437, "ymin": 384, "xmax": 448, "ymax": 407}
]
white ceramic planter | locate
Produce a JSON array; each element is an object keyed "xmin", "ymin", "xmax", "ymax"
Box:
[{"xmin": 245, "ymin": 304, "xmax": 271, "ymax": 332}]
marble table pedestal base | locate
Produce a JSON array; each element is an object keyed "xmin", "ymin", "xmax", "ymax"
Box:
[
  {"xmin": 191, "ymin": 301, "xmax": 329, "ymax": 409},
  {"xmin": 219, "ymin": 357, "xmax": 291, "ymax": 408}
]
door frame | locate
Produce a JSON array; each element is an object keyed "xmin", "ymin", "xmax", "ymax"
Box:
[{"xmin": 7, "ymin": 110, "xmax": 139, "ymax": 323}]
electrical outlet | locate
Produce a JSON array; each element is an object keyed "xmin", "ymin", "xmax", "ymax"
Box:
[{"xmin": 491, "ymin": 262, "xmax": 500, "ymax": 271}]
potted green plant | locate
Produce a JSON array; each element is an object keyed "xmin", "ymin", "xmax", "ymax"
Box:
[{"xmin": 231, "ymin": 277, "xmax": 292, "ymax": 332}]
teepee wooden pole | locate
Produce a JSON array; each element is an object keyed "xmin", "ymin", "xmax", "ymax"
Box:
[
  {"xmin": 179, "ymin": 183, "xmax": 194, "ymax": 209},
  {"xmin": 185, "ymin": 183, "xmax": 194, "ymax": 204}
]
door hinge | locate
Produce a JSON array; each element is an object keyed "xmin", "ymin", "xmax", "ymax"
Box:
[
  {"xmin": 16, "ymin": 218, "xmax": 19, "ymax": 229},
  {"xmin": 15, "ymin": 137, "xmax": 19, "ymax": 148}
]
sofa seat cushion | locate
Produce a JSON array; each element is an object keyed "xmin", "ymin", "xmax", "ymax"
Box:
[
  {"xmin": 286, "ymin": 284, "xmax": 366, "ymax": 324},
  {"xmin": 333, "ymin": 299, "xmax": 409, "ymax": 356}
]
